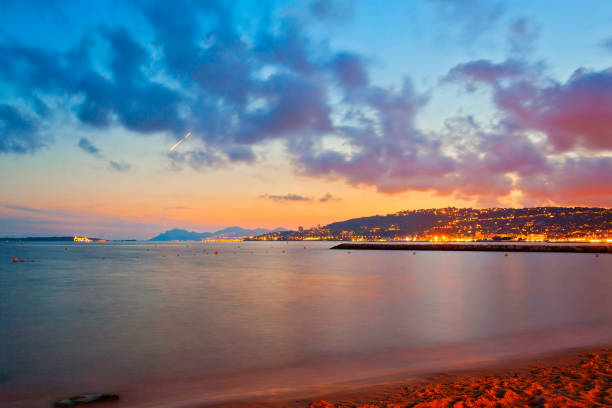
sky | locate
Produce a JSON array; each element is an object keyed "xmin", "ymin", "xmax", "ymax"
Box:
[{"xmin": 1, "ymin": 0, "xmax": 611, "ymax": 239}]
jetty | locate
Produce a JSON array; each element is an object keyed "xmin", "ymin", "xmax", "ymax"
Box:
[{"xmin": 331, "ymin": 243, "xmax": 612, "ymax": 253}]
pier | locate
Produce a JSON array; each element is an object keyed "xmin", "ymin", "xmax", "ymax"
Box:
[{"xmin": 331, "ymin": 243, "xmax": 612, "ymax": 253}]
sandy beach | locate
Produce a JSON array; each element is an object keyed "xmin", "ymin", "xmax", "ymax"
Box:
[{"xmin": 209, "ymin": 346, "xmax": 612, "ymax": 408}]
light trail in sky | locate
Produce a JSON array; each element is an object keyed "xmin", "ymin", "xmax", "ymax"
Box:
[{"xmin": 169, "ymin": 132, "xmax": 192, "ymax": 152}]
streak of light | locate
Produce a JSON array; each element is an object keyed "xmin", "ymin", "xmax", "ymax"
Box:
[{"xmin": 169, "ymin": 131, "xmax": 192, "ymax": 152}]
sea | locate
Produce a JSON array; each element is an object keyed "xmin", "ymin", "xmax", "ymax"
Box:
[{"xmin": 1, "ymin": 241, "xmax": 611, "ymax": 407}]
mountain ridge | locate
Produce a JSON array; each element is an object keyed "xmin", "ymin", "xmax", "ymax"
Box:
[{"xmin": 149, "ymin": 226, "xmax": 287, "ymax": 241}]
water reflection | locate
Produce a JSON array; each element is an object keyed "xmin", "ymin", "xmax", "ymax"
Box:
[{"xmin": 1, "ymin": 242, "xmax": 611, "ymax": 406}]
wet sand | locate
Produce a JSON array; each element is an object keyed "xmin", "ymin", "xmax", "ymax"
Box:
[
  {"xmin": 210, "ymin": 346, "xmax": 612, "ymax": 408},
  {"xmin": 4, "ymin": 344, "xmax": 611, "ymax": 407}
]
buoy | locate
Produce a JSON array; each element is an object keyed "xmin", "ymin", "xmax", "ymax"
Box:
[
  {"xmin": 12, "ymin": 257, "xmax": 18, "ymax": 263},
  {"xmin": 214, "ymin": 251, "xmax": 219, "ymax": 255},
  {"xmin": 19, "ymin": 259, "xmax": 25, "ymax": 262},
  {"xmin": 505, "ymin": 253, "xmax": 508, "ymax": 256}
]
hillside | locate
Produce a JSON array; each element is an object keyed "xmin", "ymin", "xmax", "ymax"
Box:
[{"xmin": 251, "ymin": 207, "xmax": 612, "ymax": 241}]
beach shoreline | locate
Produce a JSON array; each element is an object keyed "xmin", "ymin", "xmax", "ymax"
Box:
[
  {"xmin": 2, "ymin": 342, "xmax": 611, "ymax": 407},
  {"xmin": 205, "ymin": 344, "xmax": 612, "ymax": 408}
]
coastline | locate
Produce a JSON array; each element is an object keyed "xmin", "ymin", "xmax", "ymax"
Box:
[{"xmin": 206, "ymin": 345, "xmax": 612, "ymax": 408}]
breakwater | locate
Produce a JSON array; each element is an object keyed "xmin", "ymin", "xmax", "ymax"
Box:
[{"xmin": 331, "ymin": 243, "xmax": 612, "ymax": 253}]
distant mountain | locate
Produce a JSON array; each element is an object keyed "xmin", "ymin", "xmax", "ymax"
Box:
[
  {"xmin": 212, "ymin": 226, "xmax": 287, "ymax": 238},
  {"xmin": 149, "ymin": 227, "xmax": 287, "ymax": 241},
  {"xmin": 149, "ymin": 229, "xmax": 212, "ymax": 241}
]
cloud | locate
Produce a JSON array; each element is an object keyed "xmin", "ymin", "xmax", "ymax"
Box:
[
  {"xmin": 444, "ymin": 59, "xmax": 527, "ymax": 86},
  {"xmin": 330, "ymin": 52, "xmax": 369, "ymax": 89},
  {"xmin": 76, "ymin": 137, "xmax": 131, "ymax": 171},
  {"xmin": 290, "ymin": 78, "xmax": 453, "ymax": 195},
  {"xmin": 1, "ymin": 204, "xmax": 70, "ymax": 217},
  {"xmin": 310, "ymin": 0, "xmax": 355, "ymax": 21},
  {"xmin": 261, "ymin": 194, "xmax": 313, "ymax": 202},
  {"xmin": 0, "ymin": 0, "xmax": 610, "ymax": 207},
  {"xmin": 109, "ymin": 160, "xmax": 131, "ymax": 172},
  {"xmin": 428, "ymin": 0, "xmax": 506, "ymax": 41},
  {"xmin": 260, "ymin": 193, "xmax": 342, "ymax": 203},
  {"xmin": 446, "ymin": 60, "xmax": 612, "ymax": 151},
  {"xmin": 319, "ymin": 193, "xmax": 341, "ymax": 202},
  {"xmin": 507, "ymin": 16, "xmax": 540, "ymax": 56},
  {"xmin": 76, "ymin": 137, "xmax": 102, "ymax": 157},
  {"xmin": 603, "ymin": 37, "xmax": 612, "ymax": 52},
  {"xmin": 518, "ymin": 156, "xmax": 612, "ymax": 206},
  {"xmin": 0, "ymin": 105, "xmax": 44, "ymax": 153},
  {"xmin": 76, "ymin": 137, "xmax": 132, "ymax": 171}
]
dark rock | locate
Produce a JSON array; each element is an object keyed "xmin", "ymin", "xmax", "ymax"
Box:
[{"xmin": 53, "ymin": 393, "xmax": 118, "ymax": 407}]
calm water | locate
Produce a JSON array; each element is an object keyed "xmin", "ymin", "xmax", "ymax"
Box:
[{"xmin": 1, "ymin": 242, "xmax": 611, "ymax": 407}]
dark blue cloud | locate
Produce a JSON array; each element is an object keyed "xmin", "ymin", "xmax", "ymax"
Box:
[
  {"xmin": 0, "ymin": 105, "xmax": 43, "ymax": 153},
  {"xmin": 603, "ymin": 36, "xmax": 612, "ymax": 53},
  {"xmin": 224, "ymin": 145, "xmax": 255, "ymax": 163},
  {"xmin": 77, "ymin": 137, "xmax": 132, "ymax": 172},
  {"xmin": 443, "ymin": 59, "xmax": 527, "ymax": 87},
  {"xmin": 255, "ymin": 19, "xmax": 316, "ymax": 75},
  {"xmin": 76, "ymin": 137, "xmax": 101, "ymax": 157},
  {"xmin": 330, "ymin": 52, "xmax": 368, "ymax": 89},
  {"xmin": 109, "ymin": 160, "xmax": 131, "ymax": 172},
  {"xmin": 428, "ymin": 0, "xmax": 506, "ymax": 41},
  {"xmin": 507, "ymin": 16, "xmax": 540, "ymax": 56},
  {"xmin": 310, "ymin": 0, "xmax": 355, "ymax": 20},
  {"xmin": 102, "ymin": 26, "xmax": 147, "ymax": 83}
]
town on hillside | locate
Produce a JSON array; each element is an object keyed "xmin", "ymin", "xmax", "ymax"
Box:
[{"xmin": 249, "ymin": 207, "xmax": 612, "ymax": 242}]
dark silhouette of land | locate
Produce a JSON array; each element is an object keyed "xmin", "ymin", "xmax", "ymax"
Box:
[{"xmin": 2, "ymin": 236, "xmax": 76, "ymax": 242}]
